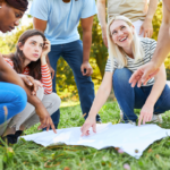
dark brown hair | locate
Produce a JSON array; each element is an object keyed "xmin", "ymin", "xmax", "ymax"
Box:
[
  {"xmin": 11, "ymin": 29, "xmax": 46, "ymax": 80},
  {"xmin": 0, "ymin": 0, "xmax": 28, "ymax": 11}
]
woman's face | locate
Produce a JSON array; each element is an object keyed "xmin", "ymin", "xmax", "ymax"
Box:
[
  {"xmin": 0, "ymin": 2, "xmax": 24, "ymax": 33},
  {"xmin": 20, "ymin": 35, "xmax": 44, "ymax": 62},
  {"xmin": 109, "ymin": 20, "xmax": 134, "ymax": 49}
]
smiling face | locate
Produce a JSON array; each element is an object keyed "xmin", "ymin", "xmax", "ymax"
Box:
[
  {"xmin": 109, "ymin": 20, "xmax": 134, "ymax": 50},
  {"xmin": 19, "ymin": 35, "xmax": 44, "ymax": 63},
  {"xmin": 0, "ymin": 2, "xmax": 24, "ymax": 33}
]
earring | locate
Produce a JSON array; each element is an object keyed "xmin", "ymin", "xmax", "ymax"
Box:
[{"xmin": 0, "ymin": 6, "xmax": 1, "ymax": 8}]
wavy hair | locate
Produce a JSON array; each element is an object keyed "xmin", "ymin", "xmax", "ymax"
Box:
[
  {"xmin": 108, "ymin": 16, "xmax": 144, "ymax": 68},
  {"xmin": 10, "ymin": 29, "xmax": 46, "ymax": 80}
]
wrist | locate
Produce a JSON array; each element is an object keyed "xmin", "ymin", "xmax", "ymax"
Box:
[
  {"xmin": 150, "ymin": 59, "xmax": 161, "ymax": 70},
  {"xmin": 145, "ymin": 100, "xmax": 155, "ymax": 108},
  {"xmin": 101, "ymin": 25, "xmax": 107, "ymax": 34},
  {"xmin": 101, "ymin": 23, "xmax": 107, "ymax": 30},
  {"xmin": 41, "ymin": 56, "xmax": 46, "ymax": 65},
  {"xmin": 83, "ymin": 60, "xmax": 89, "ymax": 64},
  {"xmin": 144, "ymin": 16, "xmax": 153, "ymax": 22},
  {"xmin": 88, "ymin": 111, "xmax": 97, "ymax": 119}
]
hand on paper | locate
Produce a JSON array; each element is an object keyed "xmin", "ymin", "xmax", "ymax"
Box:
[{"xmin": 81, "ymin": 116, "xmax": 96, "ymax": 136}]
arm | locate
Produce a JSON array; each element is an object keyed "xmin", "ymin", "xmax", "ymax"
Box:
[
  {"xmin": 97, "ymin": 0, "xmax": 108, "ymax": 47},
  {"xmin": 129, "ymin": 1, "xmax": 170, "ymax": 86},
  {"xmin": 41, "ymin": 65, "xmax": 52, "ymax": 94},
  {"xmin": 33, "ymin": 18, "xmax": 55, "ymax": 79},
  {"xmin": 33, "ymin": 17, "xmax": 47, "ymax": 33},
  {"xmin": 151, "ymin": 1, "xmax": 170, "ymax": 67},
  {"xmin": 138, "ymin": 64, "xmax": 166, "ymax": 125},
  {"xmin": 0, "ymin": 56, "xmax": 56, "ymax": 133},
  {"xmin": 81, "ymin": 72, "xmax": 113, "ymax": 136},
  {"xmin": 139, "ymin": 0, "xmax": 158, "ymax": 37},
  {"xmin": 80, "ymin": 16, "xmax": 94, "ymax": 76},
  {"xmin": 40, "ymin": 39, "xmax": 52, "ymax": 94}
]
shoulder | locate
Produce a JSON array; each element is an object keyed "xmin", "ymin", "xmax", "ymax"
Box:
[
  {"xmin": 140, "ymin": 37, "xmax": 157, "ymax": 49},
  {"xmin": 30, "ymin": 0, "xmax": 52, "ymax": 16},
  {"xmin": 140, "ymin": 37, "xmax": 156, "ymax": 44},
  {"xmin": 80, "ymin": 0, "xmax": 97, "ymax": 18}
]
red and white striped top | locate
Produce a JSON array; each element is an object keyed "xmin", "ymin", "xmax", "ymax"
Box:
[{"xmin": 4, "ymin": 58, "xmax": 52, "ymax": 94}]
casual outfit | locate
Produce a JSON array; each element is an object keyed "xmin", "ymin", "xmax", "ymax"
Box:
[
  {"xmin": 108, "ymin": 0, "xmax": 147, "ymax": 22},
  {"xmin": 0, "ymin": 82, "xmax": 27, "ymax": 136},
  {"xmin": 3, "ymin": 58, "xmax": 61, "ymax": 130},
  {"xmin": 107, "ymin": 0, "xmax": 148, "ymax": 36},
  {"xmin": 105, "ymin": 38, "xmax": 170, "ymax": 122},
  {"xmin": 4, "ymin": 58, "xmax": 52, "ymax": 94},
  {"xmin": 30, "ymin": 0, "xmax": 101, "ymax": 127}
]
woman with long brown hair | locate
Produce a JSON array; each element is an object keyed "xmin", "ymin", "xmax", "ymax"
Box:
[
  {"xmin": 0, "ymin": 0, "xmax": 58, "ymax": 145},
  {"xmin": 3, "ymin": 29, "xmax": 61, "ymax": 141}
]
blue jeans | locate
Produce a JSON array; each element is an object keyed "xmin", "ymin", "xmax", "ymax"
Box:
[
  {"xmin": 113, "ymin": 68, "xmax": 170, "ymax": 122},
  {"xmin": 0, "ymin": 82, "xmax": 27, "ymax": 125},
  {"xmin": 48, "ymin": 40, "xmax": 101, "ymax": 127}
]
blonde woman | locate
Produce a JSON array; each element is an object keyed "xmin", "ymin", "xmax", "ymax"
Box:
[{"xmin": 81, "ymin": 16, "xmax": 170, "ymax": 136}]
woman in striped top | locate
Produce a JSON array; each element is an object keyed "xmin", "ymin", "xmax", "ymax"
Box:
[
  {"xmin": 81, "ymin": 16, "xmax": 170, "ymax": 136},
  {"xmin": 3, "ymin": 29, "xmax": 61, "ymax": 135}
]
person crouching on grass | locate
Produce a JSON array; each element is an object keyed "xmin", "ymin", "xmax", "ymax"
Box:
[
  {"xmin": 3, "ymin": 29, "xmax": 61, "ymax": 140},
  {"xmin": 81, "ymin": 16, "xmax": 170, "ymax": 136}
]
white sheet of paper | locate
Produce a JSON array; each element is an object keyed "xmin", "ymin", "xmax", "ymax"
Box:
[{"xmin": 20, "ymin": 123, "xmax": 170, "ymax": 159}]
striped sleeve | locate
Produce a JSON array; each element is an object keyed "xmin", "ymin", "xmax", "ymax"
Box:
[
  {"xmin": 141, "ymin": 38, "xmax": 157, "ymax": 60},
  {"xmin": 105, "ymin": 57, "xmax": 119, "ymax": 73},
  {"xmin": 40, "ymin": 64, "xmax": 52, "ymax": 94},
  {"xmin": 3, "ymin": 58, "xmax": 14, "ymax": 68},
  {"xmin": 149, "ymin": 39, "xmax": 157, "ymax": 58}
]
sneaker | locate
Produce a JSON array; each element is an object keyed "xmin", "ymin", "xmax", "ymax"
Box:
[
  {"xmin": 119, "ymin": 119, "xmax": 136, "ymax": 126},
  {"xmin": 152, "ymin": 114, "xmax": 163, "ymax": 123},
  {"xmin": 120, "ymin": 111, "xmax": 123, "ymax": 120},
  {"xmin": 15, "ymin": 130, "xmax": 24, "ymax": 138},
  {"xmin": 1, "ymin": 134, "xmax": 18, "ymax": 145},
  {"xmin": 96, "ymin": 120, "xmax": 102, "ymax": 124}
]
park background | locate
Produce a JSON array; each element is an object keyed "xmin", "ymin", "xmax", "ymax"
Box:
[
  {"xmin": 2, "ymin": 1, "xmax": 170, "ymax": 170},
  {"xmin": 0, "ymin": 1, "xmax": 167, "ymax": 107}
]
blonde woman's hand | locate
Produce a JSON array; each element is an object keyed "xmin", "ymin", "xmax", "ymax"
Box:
[
  {"xmin": 138, "ymin": 103, "xmax": 154, "ymax": 126},
  {"xmin": 81, "ymin": 116, "xmax": 96, "ymax": 136}
]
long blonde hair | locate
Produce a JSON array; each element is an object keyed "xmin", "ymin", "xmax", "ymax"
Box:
[{"xmin": 108, "ymin": 16, "xmax": 144, "ymax": 68}]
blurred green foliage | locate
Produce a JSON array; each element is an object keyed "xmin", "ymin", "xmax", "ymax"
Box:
[
  {"xmin": 1, "ymin": 1, "xmax": 169, "ymax": 99},
  {"xmin": 0, "ymin": 15, "xmax": 108, "ymax": 100},
  {"xmin": 152, "ymin": 1, "xmax": 170, "ymax": 79}
]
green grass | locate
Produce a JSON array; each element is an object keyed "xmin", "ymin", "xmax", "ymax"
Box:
[{"xmin": 1, "ymin": 101, "xmax": 170, "ymax": 170}]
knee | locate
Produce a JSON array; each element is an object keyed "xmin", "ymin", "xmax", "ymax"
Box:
[
  {"xmin": 43, "ymin": 93, "xmax": 61, "ymax": 115},
  {"xmin": 113, "ymin": 68, "xmax": 132, "ymax": 84},
  {"xmin": 36, "ymin": 87, "xmax": 44, "ymax": 100},
  {"xmin": 50, "ymin": 93, "xmax": 61, "ymax": 114},
  {"xmin": 53, "ymin": 93, "xmax": 61, "ymax": 109},
  {"xmin": 14, "ymin": 86, "xmax": 27, "ymax": 113}
]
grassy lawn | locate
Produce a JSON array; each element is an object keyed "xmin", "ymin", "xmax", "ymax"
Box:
[{"xmin": 1, "ymin": 101, "xmax": 170, "ymax": 170}]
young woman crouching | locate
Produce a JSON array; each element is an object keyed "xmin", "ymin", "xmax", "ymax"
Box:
[
  {"xmin": 3, "ymin": 29, "xmax": 61, "ymax": 138},
  {"xmin": 81, "ymin": 16, "xmax": 170, "ymax": 136}
]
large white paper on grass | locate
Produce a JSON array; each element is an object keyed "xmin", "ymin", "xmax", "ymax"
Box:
[{"xmin": 20, "ymin": 123, "xmax": 170, "ymax": 159}]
